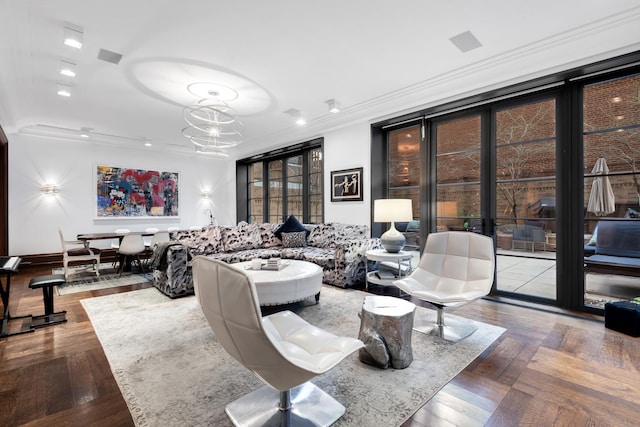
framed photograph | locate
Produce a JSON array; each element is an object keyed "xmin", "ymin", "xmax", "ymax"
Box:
[
  {"xmin": 95, "ymin": 165, "xmax": 180, "ymax": 218},
  {"xmin": 331, "ymin": 167, "xmax": 363, "ymax": 202}
]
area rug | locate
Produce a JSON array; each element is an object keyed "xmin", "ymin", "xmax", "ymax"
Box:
[
  {"xmin": 54, "ymin": 264, "xmax": 151, "ymax": 295},
  {"xmin": 81, "ymin": 286, "xmax": 505, "ymax": 427}
]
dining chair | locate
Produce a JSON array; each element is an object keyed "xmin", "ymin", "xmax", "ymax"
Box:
[
  {"xmin": 117, "ymin": 234, "xmax": 146, "ymax": 275},
  {"xmin": 58, "ymin": 228, "xmax": 101, "ymax": 280},
  {"xmin": 143, "ymin": 227, "xmax": 159, "ymax": 249},
  {"xmin": 111, "ymin": 229, "xmax": 130, "ymax": 269},
  {"xmin": 110, "ymin": 229, "xmax": 130, "ymax": 250}
]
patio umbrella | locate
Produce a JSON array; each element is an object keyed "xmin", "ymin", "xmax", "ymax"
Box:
[{"xmin": 587, "ymin": 157, "xmax": 616, "ymax": 216}]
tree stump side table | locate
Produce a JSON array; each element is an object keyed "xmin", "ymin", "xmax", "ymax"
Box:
[{"xmin": 358, "ymin": 295, "xmax": 416, "ymax": 369}]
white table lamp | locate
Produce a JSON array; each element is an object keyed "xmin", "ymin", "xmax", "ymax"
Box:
[{"xmin": 374, "ymin": 199, "xmax": 413, "ymax": 253}]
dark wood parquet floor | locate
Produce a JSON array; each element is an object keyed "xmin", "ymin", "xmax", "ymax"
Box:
[{"xmin": 1, "ymin": 266, "xmax": 639, "ymax": 426}]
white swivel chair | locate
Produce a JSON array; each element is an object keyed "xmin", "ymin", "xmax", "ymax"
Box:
[
  {"xmin": 393, "ymin": 231, "xmax": 495, "ymax": 342},
  {"xmin": 192, "ymin": 256, "xmax": 364, "ymax": 427},
  {"xmin": 117, "ymin": 234, "xmax": 146, "ymax": 275},
  {"xmin": 58, "ymin": 228, "xmax": 101, "ymax": 280}
]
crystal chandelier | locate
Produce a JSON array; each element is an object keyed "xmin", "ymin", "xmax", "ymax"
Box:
[{"xmin": 182, "ymin": 87, "xmax": 243, "ymax": 154}]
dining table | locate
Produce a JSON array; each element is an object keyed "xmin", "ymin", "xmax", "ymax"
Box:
[
  {"xmin": 76, "ymin": 231, "xmax": 156, "ymax": 242},
  {"xmin": 76, "ymin": 231, "xmax": 158, "ymax": 272}
]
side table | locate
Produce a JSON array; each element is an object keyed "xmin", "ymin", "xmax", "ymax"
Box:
[
  {"xmin": 365, "ymin": 249, "xmax": 413, "ymax": 292},
  {"xmin": 358, "ymin": 295, "xmax": 416, "ymax": 369}
]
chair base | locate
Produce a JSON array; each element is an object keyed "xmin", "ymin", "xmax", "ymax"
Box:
[
  {"xmin": 225, "ymin": 382, "xmax": 345, "ymax": 427},
  {"xmin": 414, "ymin": 309, "xmax": 478, "ymax": 342}
]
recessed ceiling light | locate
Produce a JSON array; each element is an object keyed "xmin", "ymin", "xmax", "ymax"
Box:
[
  {"xmin": 326, "ymin": 99, "xmax": 341, "ymax": 114},
  {"xmin": 145, "ymin": 142, "xmax": 152, "ymax": 147},
  {"xmin": 63, "ymin": 25, "xmax": 83, "ymax": 49},
  {"xmin": 59, "ymin": 60, "xmax": 76, "ymax": 77},
  {"xmin": 80, "ymin": 127, "xmax": 91, "ymax": 138},
  {"xmin": 284, "ymin": 108, "xmax": 306, "ymax": 125},
  {"xmin": 57, "ymin": 83, "xmax": 72, "ymax": 97}
]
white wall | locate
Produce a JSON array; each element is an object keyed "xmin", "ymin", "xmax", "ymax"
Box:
[
  {"xmin": 8, "ymin": 134, "xmax": 234, "ymax": 255},
  {"xmin": 8, "ymin": 121, "xmax": 374, "ymax": 256},
  {"xmin": 322, "ymin": 122, "xmax": 371, "ymax": 226}
]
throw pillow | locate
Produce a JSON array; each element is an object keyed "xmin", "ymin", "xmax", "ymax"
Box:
[
  {"xmin": 274, "ymin": 214, "xmax": 309, "ymax": 239},
  {"xmin": 282, "ymin": 231, "xmax": 307, "ymax": 248}
]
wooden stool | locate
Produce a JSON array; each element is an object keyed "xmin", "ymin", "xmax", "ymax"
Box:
[{"xmin": 28, "ymin": 274, "xmax": 67, "ymax": 328}]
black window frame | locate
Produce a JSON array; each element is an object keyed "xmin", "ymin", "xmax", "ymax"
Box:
[{"xmin": 236, "ymin": 138, "xmax": 324, "ymax": 224}]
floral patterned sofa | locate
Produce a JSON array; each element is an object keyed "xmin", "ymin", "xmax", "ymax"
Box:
[{"xmin": 151, "ymin": 221, "xmax": 382, "ymax": 298}]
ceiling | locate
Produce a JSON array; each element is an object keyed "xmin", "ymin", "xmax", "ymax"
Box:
[{"xmin": 1, "ymin": 0, "xmax": 639, "ymax": 158}]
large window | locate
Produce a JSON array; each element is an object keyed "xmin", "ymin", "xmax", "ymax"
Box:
[
  {"xmin": 237, "ymin": 140, "xmax": 323, "ymax": 224},
  {"xmin": 374, "ymin": 51, "xmax": 640, "ymax": 312},
  {"xmin": 385, "ymin": 125, "xmax": 422, "ymax": 250},
  {"xmin": 435, "ymin": 115, "xmax": 481, "ymax": 231}
]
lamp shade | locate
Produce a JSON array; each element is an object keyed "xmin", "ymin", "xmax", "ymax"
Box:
[
  {"xmin": 374, "ymin": 199, "xmax": 413, "ymax": 223},
  {"xmin": 374, "ymin": 199, "xmax": 413, "ymax": 253}
]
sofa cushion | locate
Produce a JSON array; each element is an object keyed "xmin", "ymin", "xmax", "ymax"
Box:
[
  {"xmin": 221, "ymin": 223, "xmax": 263, "ymax": 252},
  {"xmin": 307, "ymin": 223, "xmax": 336, "ymax": 248},
  {"xmin": 199, "ymin": 226, "xmax": 224, "ymax": 254},
  {"xmin": 282, "ymin": 231, "xmax": 307, "ymax": 248},
  {"xmin": 208, "ymin": 248, "xmax": 282, "ymax": 264},
  {"xmin": 334, "ymin": 223, "xmax": 369, "ymax": 243},
  {"xmin": 258, "ymin": 222, "xmax": 282, "ymax": 248},
  {"xmin": 173, "ymin": 228, "xmax": 221, "ymax": 256},
  {"xmin": 274, "ymin": 215, "xmax": 309, "ymax": 239},
  {"xmin": 280, "ymin": 247, "xmax": 335, "ymax": 269},
  {"xmin": 594, "ymin": 220, "xmax": 640, "ymax": 258}
]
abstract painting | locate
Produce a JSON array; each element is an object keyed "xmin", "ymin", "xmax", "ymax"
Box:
[{"xmin": 96, "ymin": 165, "xmax": 179, "ymax": 217}]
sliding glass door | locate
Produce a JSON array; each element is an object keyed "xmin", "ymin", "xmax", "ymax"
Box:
[
  {"xmin": 374, "ymin": 53, "xmax": 640, "ymax": 311},
  {"xmin": 582, "ymin": 73, "xmax": 640, "ymax": 308},
  {"xmin": 494, "ymin": 98, "xmax": 557, "ymax": 301},
  {"xmin": 432, "ymin": 96, "xmax": 559, "ymax": 303}
]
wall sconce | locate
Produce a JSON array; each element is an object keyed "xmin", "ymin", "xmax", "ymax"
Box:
[
  {"xmin": 201, "ymin": 191, "xmax": 212, "ymax": 199},
  {"xmin": 42, "ymin": 184, "xmax": 60, "ymax": 196},
  {"xmin": 63, "ymin": 25, "xmax": 83, "ymax": 49}
]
